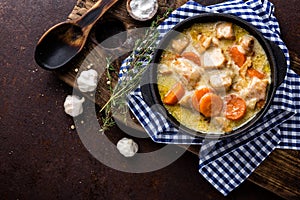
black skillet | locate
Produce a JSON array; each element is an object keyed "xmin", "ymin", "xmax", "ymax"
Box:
[{"xmin": 141, "ymin": 13, "xmax": 287, "ymax": 140}]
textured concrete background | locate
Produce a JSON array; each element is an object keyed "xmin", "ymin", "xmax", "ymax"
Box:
[{"xmin": 1, "ymin": 0, "xmax": 298, "ymax": 199}]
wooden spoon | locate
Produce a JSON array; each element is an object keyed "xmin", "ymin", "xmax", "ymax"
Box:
[{"xmin": 34, "ymin": 0, "xmax": 119, "ymax": 70}]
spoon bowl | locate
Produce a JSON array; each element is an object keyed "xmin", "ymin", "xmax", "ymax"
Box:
[
  {"xmin": 35, "ymin": 23, "xmax": 84, "ymax": 69},
  {"xmin": 35, "ymin": 0, "xmax": 119, "ymax": 70}
]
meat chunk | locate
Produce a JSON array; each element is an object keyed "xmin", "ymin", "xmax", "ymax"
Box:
[
  {"xmin": 196, "ymin": 34, "xmax": 212, "ymax": 53},
  {"xmin": 158, "ymin": 64, "xmax": 172, "ymax": 75},
  {"xmin": 209, "ymin": 70, "xmax": 233, "ymax": 91},
  {"xmin": 246, "ymin": 98, "xmax": 258, "ymax": 110},
  {"xmin": 170, "ymin": 35, "xmax": 190, "ymax": 54},
  {"xmin": 171, "ymin": 58, "xmax": 201, "ymax": 89},
  {"xmin": 239, "ymin": 77, "xmax": 268, "ymax": 109},
  {"xmin": 203, "ymin": 47, "xmax": 226, "ymax": 68},
  {"xmin": 246, "ymin": 77, "xmax": 268, "ymax": 100},
  {"xmin": 200, "ymin": 35, "xmax": 212, "ymax": 49},
  {"xmin": 239, "ymin": 57, "xmax": 252, "ymax": 78},
  {"xmin": 181, "ymin": 52, "xmax": 201, "ymax": 66},
  {"xmin": 239, "ymin": 35, "xmax": 254, "ymax": 55},
  {"xmin": 232, "ymin": 77, "xmax": 247, "ymax": 91},
  {"xmin": 212, "ymin": 37, "xmax": 220, "ymax": 47},
  {"xmin": 216, "ymin": 22, "xmax": 235, "ymax": 40}
]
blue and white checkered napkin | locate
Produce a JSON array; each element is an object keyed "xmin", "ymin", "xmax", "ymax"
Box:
[{"xmin": 119, "ymin": 0, "xmax": 300, "ymax": 196}]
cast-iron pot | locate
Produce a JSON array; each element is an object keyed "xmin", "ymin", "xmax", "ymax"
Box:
[{"xmin": 141, "ymin": 13, "xmax": 287, "ymax": 140}]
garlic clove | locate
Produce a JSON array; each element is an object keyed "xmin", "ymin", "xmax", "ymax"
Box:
[
  {"xmin": 77, "ymin": 69, "xmax": 98, "ymax": 92},
  {"xmin": 63, "ymin": 95, "xmax": 85, "ymax": 117},
  {"xmin": 117, "ymin": 137, "xmax": 138, "ymax": 157}
]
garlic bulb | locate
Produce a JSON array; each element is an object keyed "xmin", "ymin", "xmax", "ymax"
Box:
[
  {"xmin": 63, "ymin": 95, "xmax": 85, "ymax": 117},
  {"xmin": 77, "ymin": 69, "xmax": 98, "ymax": 92},
  {"xmin": 117, "ymin": 138, "xmax": 138, "ymax": 157}
]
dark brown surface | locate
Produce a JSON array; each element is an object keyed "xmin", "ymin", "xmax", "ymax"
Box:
[
  {"xmin": 0, "ymin": 0, "xmax": 299, "ymax": 200},
  {"xmin": 60, "ymin": 0, "xmax": 300, "ymax": 199}
]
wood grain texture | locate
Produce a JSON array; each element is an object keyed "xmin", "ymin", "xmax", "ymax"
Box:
[
  {"xmin": 55, "ymin": 0, "xmax": 300, "ymax": 199},
  {"xmin": 184, "ymin": 145, "xmax": 300, "ymax": 200},
  {"xmin": 249, "ymin": 149, "xmax": 300, "ymax": 200}
]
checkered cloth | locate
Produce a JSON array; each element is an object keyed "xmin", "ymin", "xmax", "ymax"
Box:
[{"xmin": 119, "ymin": 0, "xmax": 300, "ymax": 196}]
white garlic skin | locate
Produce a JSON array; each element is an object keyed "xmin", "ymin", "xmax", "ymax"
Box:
[
  {"xmin": 77, "ymin": 69, "xmax": 98, "ymax": 92},
  {"xmin": 63, "ymin": 95, "xmax": 85, "ymax": 117},
  {"xmin": 117, "ymin": 138, "xmax": 138, "ymax": 157}
]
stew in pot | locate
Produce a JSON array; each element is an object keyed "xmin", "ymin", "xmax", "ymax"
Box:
[{"xmin": 157, "ymin": 22, "xmax": 271, "ymax": 134}]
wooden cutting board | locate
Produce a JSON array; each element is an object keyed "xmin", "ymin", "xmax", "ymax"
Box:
[{"xmin": 55, "ymin": 0, "xmax": 300, "ymax": 199}]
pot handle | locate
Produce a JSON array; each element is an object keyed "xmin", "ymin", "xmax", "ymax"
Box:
[{"xmin": 269, "ymin": 41, "xmax": 287, "ymax": 87}]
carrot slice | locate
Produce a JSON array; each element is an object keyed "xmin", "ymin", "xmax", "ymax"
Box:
[
  {"xmin": 181, "ymin": 52, "xmax": 201, "ymax": 66},
  {"xmin": 192, "ymin": 88, "xmax": 213, "ymax": 111},
  {"xmin": 163, "ymin": 82, "xmax": 185, "ymax": 105},
  {"xmin": 230, "ymin": 46, "xmax": 246, "ymax": 67},
  {"xmin": 225, "ymin": 94, "xmax": 247, "ymax": 121},
  {"xmin": 247, "ymin": 68, "xmax": 265, "ymax": 79},
  {"xmin": 199, "ymin": 93, "xmax": 223, "ymax": 118}
]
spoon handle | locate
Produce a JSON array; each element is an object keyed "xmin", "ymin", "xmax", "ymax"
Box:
[{"xmin": 76, "ymin": 0, "xmax": 119, "ymax": 29}]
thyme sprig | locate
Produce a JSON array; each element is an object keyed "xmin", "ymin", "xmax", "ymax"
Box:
[
  {"xmin": 99, "ymin": 58, "xmax": 117, "ymax": 132},
  {"xmin": 99, "ymin": 9, "xmax": 173, "ymax": 131}
]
